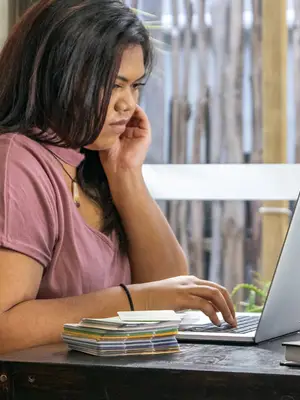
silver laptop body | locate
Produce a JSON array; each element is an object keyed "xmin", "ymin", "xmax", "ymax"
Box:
[{"xmin": 177, "ymin": 194, "xmax": 300, "ymax": 344}]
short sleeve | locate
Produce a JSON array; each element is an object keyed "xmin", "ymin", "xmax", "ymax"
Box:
[{"xmin": 0, "ymin": 135, "xmax": 58, "ymax": 267}]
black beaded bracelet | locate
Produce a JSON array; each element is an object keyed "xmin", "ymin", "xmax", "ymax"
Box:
[{"xmin": 119, "ymin": 283, "xmax": 134, "ymax": 311}]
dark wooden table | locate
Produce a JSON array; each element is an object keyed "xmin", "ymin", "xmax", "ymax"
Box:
[{"xmin": 1, "ymin": 334, "xmax": 300, "ymax": 400}]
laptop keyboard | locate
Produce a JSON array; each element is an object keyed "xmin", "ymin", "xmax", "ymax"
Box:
[{"xmin": 180, "ymin": 315, "xmax": 260, "ymax": 334}]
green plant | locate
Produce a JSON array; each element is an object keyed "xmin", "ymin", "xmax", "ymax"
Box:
[{"xmin": 231, "ymin": 276, "xmax": 271, "ymax": 313}]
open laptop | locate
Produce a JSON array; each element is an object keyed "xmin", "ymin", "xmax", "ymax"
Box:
[{"xmin": 176, "ymin": 194, "xmax": 300, "ymax": 344}]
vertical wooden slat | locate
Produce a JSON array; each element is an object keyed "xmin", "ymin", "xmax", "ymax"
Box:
[
  {"xmin": 178, "ymin": 0, "xmax": 193, "ymax": 257},
  {"xmin": 138, "ymin": 0, "xmax": 167, "ymax": 221},
  {"xmin": 130, "ymin": 0, "xmax": 139, "ymax": 9},
  {"xmin": 0, "ymin": 0, "xmax": 9, "ymax": 48},
  {"xmin": 262, "ymin": 0, "xmax": 289, "ymax": 281},
  {"xmin": 169, "ymin": 0, "xmax": 181, "ymax": 236},
  {"xmin": 190, "ymin": 0, "xmax": 207, "ymax": 278},
  {"xmin": 294, "ymin": 0, "xmax": 300, "ymax": 163},
  {"xmin": 178, "ymin": 0, "xmax": 192, "ymax": 165},
  {"xmin": 12, "ymin": 0, "xmax": 34, "ymax": 21},
  {"xmin": 140, "ymin": 0, "xmax": 166, "ymax": 166},
  {"xmin": 222, "ymin": 0, "xmax": 245, "ymax": 293},
  {"xmin": 208, "ymin": 0, "xmax": 229, "ymax": 284},
  {"xmin": 249, "ymin": 0, "xmax": 263, "ymax": 275}
]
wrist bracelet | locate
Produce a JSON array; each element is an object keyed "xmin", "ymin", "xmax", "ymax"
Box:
[{"xmin": 119, "ymin": 283, "xmax": 134, "ymax": 311}]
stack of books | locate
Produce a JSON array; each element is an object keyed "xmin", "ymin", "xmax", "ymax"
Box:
[{"xmin": 62, "ymin": 311, "xmax": 181, "ymax": 357}]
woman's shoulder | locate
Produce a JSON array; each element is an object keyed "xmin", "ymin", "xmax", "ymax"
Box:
[
  {"xmin": 0, "ymin": 133, "xmax": 55, "ymax": 171},
  {"xmin": 0, "ymin": 133, "xmax": 58, "ymax": 202},
  {"xmin": 0, "ymin": 133, "xmax": 58, "ymax": 267},
  {"xmin": 0, "ymin": 132, "xmax": 47, "ymax": 156}
]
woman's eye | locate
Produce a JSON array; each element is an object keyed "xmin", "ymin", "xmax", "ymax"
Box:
[
  {"xmin": 113, "ymin": 84, "xmax": 122, "ymax": 89},
  {"xmin": 133, "ymin": 83, "xmax": 146, "ymax": 90}
]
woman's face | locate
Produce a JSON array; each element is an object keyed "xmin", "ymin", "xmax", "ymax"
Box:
[{"xmin": 86, "ymin": 45, "xmax": 146, "ymax": 151}]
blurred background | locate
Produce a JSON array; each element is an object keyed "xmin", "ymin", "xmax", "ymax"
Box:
[{"xmin": 0, "ymin": 0, "xmax": 298, "ymax": 309}]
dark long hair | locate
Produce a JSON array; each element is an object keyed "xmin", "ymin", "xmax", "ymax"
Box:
[{"xmin": 0, "ymin": 0, "xmax": 154, "ymax": 254}]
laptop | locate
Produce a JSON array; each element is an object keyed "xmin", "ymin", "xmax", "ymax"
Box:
[{"xmin": 176, "ymin": 195, "xmax": 300, "ymax": 344}]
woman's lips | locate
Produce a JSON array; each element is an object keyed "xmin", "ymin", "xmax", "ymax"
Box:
[
  {"xmin": 109, "ymin": 119, "xmax": 129, "ymax": 134},
  {"xmin": 110, "ymin": 119, "xmax": 129, "ymax": 126}
]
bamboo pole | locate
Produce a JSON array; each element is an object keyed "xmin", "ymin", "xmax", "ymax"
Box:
[
  {"xmin": 261, "ymin": 0, "xmax": 289, "ymax": 281},
  {"xmin": 294, "ymin": 0, "xmax": 300, "ymax": 162}
]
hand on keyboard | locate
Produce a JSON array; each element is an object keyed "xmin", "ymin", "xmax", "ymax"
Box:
[{"xmin": 137, "ymin": 275, "xmax": 237, "ymax": 327}]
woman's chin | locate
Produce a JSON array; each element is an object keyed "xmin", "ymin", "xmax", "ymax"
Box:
[{"xmin": 84, "ymin": 138, "xmax": 118, "ymax": 152}]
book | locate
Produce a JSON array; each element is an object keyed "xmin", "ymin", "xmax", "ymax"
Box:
[
  {"xmin": 62, "ymin": 310, "xmax": 182, "ymax": 357},
  {"xmin": 281, "ymin": 340, "xmax": 300, "ymax": 367},
  {"xmin": 117, "ymin": 310, "xmax": 182, "ymax": 322}
]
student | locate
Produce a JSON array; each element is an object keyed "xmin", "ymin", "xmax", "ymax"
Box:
[{"xmin": 0, "ymin": 0, "xmax": 236, "ymax": 354}]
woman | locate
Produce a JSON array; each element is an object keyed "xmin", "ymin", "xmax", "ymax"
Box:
[{"xmin": 0, "ymin": 0, "xmax": 236, "ymax": 354}]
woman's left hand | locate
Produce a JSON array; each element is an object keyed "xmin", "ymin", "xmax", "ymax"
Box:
[{"xmin": 99, "ymin": 105, "xmax": 151, "ymax": 175}]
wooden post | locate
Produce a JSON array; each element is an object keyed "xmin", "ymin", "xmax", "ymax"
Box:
[{"xmin": 262, "ymin": 0, "xmax": 289, "ymax": 281}]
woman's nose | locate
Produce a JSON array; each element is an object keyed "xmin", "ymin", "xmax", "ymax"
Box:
[{"xmin": 115, "ymin": 88, "xmax": 137, "ymax": 113}]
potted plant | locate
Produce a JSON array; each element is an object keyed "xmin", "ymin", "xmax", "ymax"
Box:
[{"xmin": 231, "ymin": 275, "xmax": 271, "ymax": 312}]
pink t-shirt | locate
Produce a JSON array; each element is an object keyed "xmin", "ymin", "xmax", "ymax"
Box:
[{"xmin": 0, "ymin": 133, "xmax": 131, "ymax": 299}]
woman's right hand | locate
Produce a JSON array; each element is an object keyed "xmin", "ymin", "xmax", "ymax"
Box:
[{"xmin": 130, "ymin": 275, "xmax": 237, "ymax": 327}]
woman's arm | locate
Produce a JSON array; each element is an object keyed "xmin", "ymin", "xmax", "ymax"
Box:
[
  {"xmin": 108, "ymin": 168, "xmax": 188, "ymax": 284},
  {"xmin": 0, "ymin": 251, "xmax": 236, "ymax": 354},
  {"xmin": 0, "ymin": 249, "xmax": 145, "ymax": 354},
  {"xmin": 100, "ymin": 105, "xmax": 188, "ymax": 284}
]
